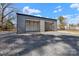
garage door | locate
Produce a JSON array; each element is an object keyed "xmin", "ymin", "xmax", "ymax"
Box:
[
  {"xmin": 45, "ymin": 22, "xmax": 53, "ymax": 31},
  {"xmin": 26, "ymin": 20, "xmax": 40, "ymax": 32}
]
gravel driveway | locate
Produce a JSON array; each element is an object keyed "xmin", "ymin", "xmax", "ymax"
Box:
[{"xmin": 0, "ymin": 31, "xmax": 79, "ymax": 56}]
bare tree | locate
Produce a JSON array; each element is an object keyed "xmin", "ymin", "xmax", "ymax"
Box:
[{"xmin": 0, "ymin": 3, "xmax": 17, "ymax": 30}]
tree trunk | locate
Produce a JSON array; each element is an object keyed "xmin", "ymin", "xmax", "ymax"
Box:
[{"xmin": 1, "ymin": 10, "xmax": 4, "ymax": 31}]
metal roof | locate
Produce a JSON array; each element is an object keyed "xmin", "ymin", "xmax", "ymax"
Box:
[{"xmin": 16, "ymin": 13, "xmax": 57, "ymax": 21}]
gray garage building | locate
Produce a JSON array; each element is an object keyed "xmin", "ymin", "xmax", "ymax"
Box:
[{"xmin": 17, "ymin": 13, "xmax": 57, "ymax": 34}]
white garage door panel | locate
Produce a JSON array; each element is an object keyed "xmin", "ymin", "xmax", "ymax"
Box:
[
  {"xmin": 26, "ymin": 21, "xmax": 30, "ymax": 31},
  {"xmin": 26, "ymin": 20, "xmax": 40, "ymax": 32}
]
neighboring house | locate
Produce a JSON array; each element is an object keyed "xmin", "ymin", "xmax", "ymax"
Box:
[
  {"xmin": 64, "ymin": 24, "xmax": 79, "ymax": 30},
  {"xmin": 17, "ymin": 13, "xmax": 57, "ymax": 34},
  {"xmin": 69, "ymin": 26, "xmax": 79, "ymax": 30}
]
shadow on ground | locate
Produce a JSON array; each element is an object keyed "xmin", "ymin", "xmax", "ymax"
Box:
[{"xmin": 0, "ymin": 33, "xmax": 79, "ymax": 56}]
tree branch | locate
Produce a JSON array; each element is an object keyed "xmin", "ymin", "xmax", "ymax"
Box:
[{"xmin": 3, "ymin": 10, "xmax": 14, "ymax": 19}]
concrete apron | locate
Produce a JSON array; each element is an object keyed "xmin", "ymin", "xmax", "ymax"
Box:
[{"xmin": 17, "ymin": 31, "xmax": 56, "ymax": 36}]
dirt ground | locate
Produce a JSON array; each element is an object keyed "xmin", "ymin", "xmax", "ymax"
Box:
[{"xmin": 0, "ymin": 31, "xmax": 79, "ymax": 56}]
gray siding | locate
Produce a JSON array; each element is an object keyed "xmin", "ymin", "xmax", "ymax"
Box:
[
  {"xmin": 40, "ymin": 20, "xmax": 45, "ymax": 32},
  {"xmin": 17, "ymin": 15, "xmax": 26, "ymax": 34}
]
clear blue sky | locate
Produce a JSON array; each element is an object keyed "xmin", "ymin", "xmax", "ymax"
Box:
[{"xmin": 12, "ymin": 3, "xmax": 79, "ymax": 24}]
